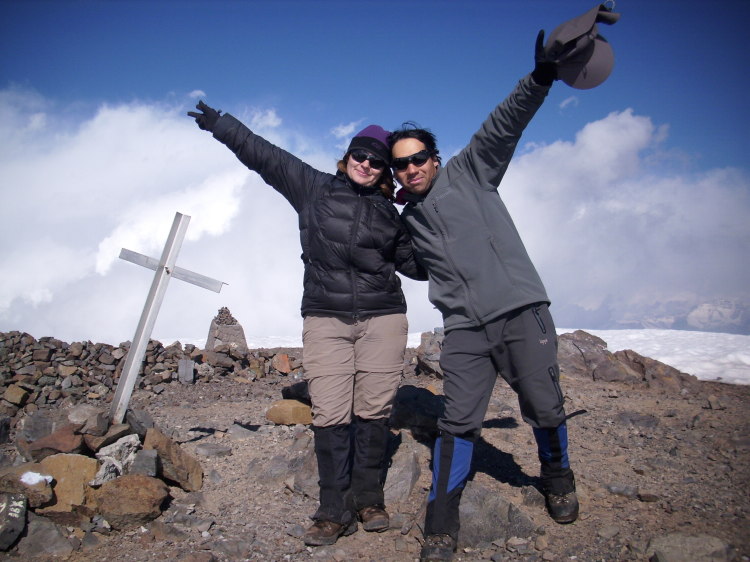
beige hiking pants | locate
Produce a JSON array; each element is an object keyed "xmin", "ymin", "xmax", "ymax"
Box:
[{"xmin": 302, "ymin": 313, "xmax": 408, "ymax": 427}]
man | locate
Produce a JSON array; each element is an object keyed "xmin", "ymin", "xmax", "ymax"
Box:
[{"xmin": 390, "ymin": 31, "xmax": 589, "ymax": 561}]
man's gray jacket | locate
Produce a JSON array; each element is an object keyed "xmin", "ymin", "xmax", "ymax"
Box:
[{"xmin": 400, "ymin": 74, "xmax": 552, "ymax": 331}]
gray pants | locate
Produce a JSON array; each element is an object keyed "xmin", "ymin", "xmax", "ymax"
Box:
[{"xmin": 438, "ymin": 303, "xmax": 566, "ymax": 438}]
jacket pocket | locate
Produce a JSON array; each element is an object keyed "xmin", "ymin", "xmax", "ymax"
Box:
[{"xmin": 532, "ymin": 305, "xmax": 548, "ymax": 334}]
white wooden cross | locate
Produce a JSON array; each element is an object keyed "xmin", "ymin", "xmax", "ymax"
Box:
[{"xmin": 110, "ymin": 212, "xmax": 226, "ymax": 424}]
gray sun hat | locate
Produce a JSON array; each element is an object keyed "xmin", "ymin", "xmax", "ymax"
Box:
[{"xmin": 545, "ymin": 3, "xmax": 621, "ymax": 90}]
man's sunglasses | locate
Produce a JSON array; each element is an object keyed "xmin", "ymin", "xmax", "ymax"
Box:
[
  {"xmin": 391, "ymin": 150, "xmax": 433, "ymax": 171},
  {"xmin": 349, "ymin": 150, "xmax": 386, "ymax": 170}
]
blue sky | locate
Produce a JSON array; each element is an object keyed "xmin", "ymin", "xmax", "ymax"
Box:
[{"xmin": 1, "ymin": 0, "xmax": 749, "ymax": 345}]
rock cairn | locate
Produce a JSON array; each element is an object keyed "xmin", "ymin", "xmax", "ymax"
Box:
[{"xmin": 204, "ymin": 307, "xmax": 248, "ymax": 352}]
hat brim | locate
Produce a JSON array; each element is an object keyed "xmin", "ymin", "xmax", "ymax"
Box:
[
  {"xmin": 545, "ymin": 3, "xmax": 619, "ymax": 91},
  {"xmin": 557, "ymin": 35, "xmax": 614, "ymax": 90}
]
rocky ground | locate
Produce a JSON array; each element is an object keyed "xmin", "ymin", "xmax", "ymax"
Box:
[{"xmin": 2, "ymin": 346, "xmax": 749, "ymax": 562}]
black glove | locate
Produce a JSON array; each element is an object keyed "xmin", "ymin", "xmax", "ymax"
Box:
[
  {"xmin": 187, "ymin": 100, "xmax": 222, "ymax": 132},
  {"xmin": 531, "ymin": 30, "xmax": 558, "ymax": 86}
]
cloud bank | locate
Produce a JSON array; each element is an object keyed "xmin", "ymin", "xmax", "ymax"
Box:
[
  {"xmin": 1, "ymin": 87, "xmax": 748, "ymax": 344},
  {"xmin": 506, "ymin": 109, "xmax": 750, "ymax": 326}
]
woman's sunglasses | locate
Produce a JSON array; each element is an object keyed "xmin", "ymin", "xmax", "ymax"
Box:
[
  {"xmin": 391, "ymin": 150, "xmax": 433, "ymax": 171},
  {"xmin": 350, "ymin": 150, "xmax": 386, "ymax": 171}
]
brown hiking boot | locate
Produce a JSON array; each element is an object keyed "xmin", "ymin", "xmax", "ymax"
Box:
[
  {"xmin": 358, "ymin": 505, "xmax": 389, "ymax": 532},
  {"xmin": 302, "ymin": 519, "xmax": 357, "ymax": 546}
]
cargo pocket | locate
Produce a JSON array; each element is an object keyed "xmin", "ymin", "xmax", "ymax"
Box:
[{"xmin": 549, "ymin": 366, "xmax": 564, "ymax": 403}]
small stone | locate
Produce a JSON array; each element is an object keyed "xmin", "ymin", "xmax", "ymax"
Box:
[
  {"xmin": 637, "ymin": 491, "xmax": 660, "ymax": 502},
  {"xmin": 521, "ymin": 485, "xmax": 545, "ymax": 508},
  {"xmin": 194, "ymin": 444, "xmax": 232, "ymax": 458},
  {"xmin": 3, "ymin": 385, "xmax": 29, "ymax": 407},
  {"xmin": 606, "ymin": 483, "xmax": 638, "ymax": 498},
  {"xmin": 228, "ymin": 424, "xmax": 255, "ymax": 440},
  {"xmin": 285, "ymin": 523, "xmax": 305, "ymax": 538},
  {"xmin": 597, "ymin": 525, "xmax": 621, "ymax": 540},
  {"xmin": 505, "ymin": 536, "xmax": 528, "ymax": 551}
]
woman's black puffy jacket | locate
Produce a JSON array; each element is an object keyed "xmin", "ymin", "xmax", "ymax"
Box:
[{"xmin": 213, "ymin": 114, "xmax": 426, "ymax": 319}]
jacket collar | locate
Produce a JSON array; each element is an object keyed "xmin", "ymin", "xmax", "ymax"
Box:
[{"xmin": 395, "ymin": 184, "xmax": 433, "ymax": 205}]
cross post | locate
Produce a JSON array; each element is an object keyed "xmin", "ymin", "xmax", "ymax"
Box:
[{"xmin": 109, "ymin": 211, "xmax": 225, "ymax": 424}]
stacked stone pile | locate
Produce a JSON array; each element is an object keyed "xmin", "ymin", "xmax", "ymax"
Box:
[
  {"xmin": 204, "ymin": 306, "xmax": 248, "ymax": 352},
  {"xmin": 0, "ymin": 401, "xmax": 206, "ymax": 553},
  {"xmin": 0, "ymin": 330, "xmax": 303, "ymax": 424}
]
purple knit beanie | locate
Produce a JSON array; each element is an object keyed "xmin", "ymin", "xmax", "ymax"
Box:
[{"xmin": 347, "ymin": 124, "xmax": 391, "ymax": 164}]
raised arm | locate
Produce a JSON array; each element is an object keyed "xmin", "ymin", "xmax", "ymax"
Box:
[
  {"xmin": 188, "ymin": 101, "xmax": 327, "ymax": 213},
  {"xmin": 447, "ymin": 32, "xmax": 555, "ymax": 191}
]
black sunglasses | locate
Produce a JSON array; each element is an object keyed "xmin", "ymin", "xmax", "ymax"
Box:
[
  {"xmin": 391, "ymin": 150, "xmax": 433, "ymax": 171},
  {"xmin": 349, "ymin": 150, "xmax": 386, "ymax": 170}
]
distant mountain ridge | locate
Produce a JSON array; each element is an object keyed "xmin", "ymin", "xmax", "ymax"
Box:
[{"xmin": 555, "ymin": 298, "xmax": 750, "ymax": 335}]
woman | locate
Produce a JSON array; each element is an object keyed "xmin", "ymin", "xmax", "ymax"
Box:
[{"xmin": 188, "ymin": 101, "xmax": 426, "ymax": 546}]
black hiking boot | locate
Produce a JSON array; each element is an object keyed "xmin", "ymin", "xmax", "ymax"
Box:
[
  {"xmin": 545, "ymin": 490, "xmax": 579, "ymax": 524},
  {"xmin": 420, "ymin": 534, "xmax": 456, "ymax": 561}
]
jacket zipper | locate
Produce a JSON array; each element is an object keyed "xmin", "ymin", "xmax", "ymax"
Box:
[
  {"xmin": 549, "ymin": 367, "xmax": 564, "ymax": 402},
  {"xmin": 349, "ymin": 195, "xmax": 365, "ymax": 320},
  {"xmin": 532, "ymin": 305, "xmax": 547, "ymax": 334}
]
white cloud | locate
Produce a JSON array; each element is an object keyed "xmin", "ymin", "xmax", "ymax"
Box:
[
  {"xmin": 0, "ymin": 241, "xmax": 91, "ymax": 309},
  {"xmin": 330, "ymin": 120, "xmax": 363, "ymax": 153},
  {"xmin": 505, "ymin": 109, "xmax": 750, "ymax": 315},
  {"xmin": 559, "ymin": 96, "xmax": 579, "ymax": 110},
  {"xmin": 331, "ymin": 121, "xmax": 361, "ymax": 139},
  {"xmin": 250, "ymin": 108, "xmax": 282, "ymax": 130},
  {"xmin": 94, "ymin": 170, "xmax": 247, "ymax": 274}
]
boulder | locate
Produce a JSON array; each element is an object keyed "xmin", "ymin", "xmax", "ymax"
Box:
[
  {"xmin": 416, "ymin": 329, "xmax": 443, "ymax": 377},
  {"xmin": 66, "ymin": 404, "xmax": 109, "ymax": 436},
  {"xmin": 0, "ymin": 492, "xmax": 27, "ymax": 550},
  {"xmin": 271, "ymin": 353, "xmax": 292, "ymax": 374},
  {"xmin": 37, "ymin": 453, "xmax": 99, "ymax": 524},
  {"xmin": 90, "ymin": 474, "xmax": 169, "ymax": 530},
  {"xmin": 0, "ymin": 463, "xmax": 54, "ymax": 508},
  {"xmin": 558, "ymin": 330, "xmax": 642, "ymax": 383},
  {"xmin": 17, "ymin": 423, "xmax": 85, "ymax": 462},
  {"xmin": 265, "ymin": 399, "xmax": 312, "ymax": 426},
  {"xmin": 143, "ymin": 427, "xmax": 203, "ymax": 492},
  {"xmin": 614, "ymin": 349, "xmax": 698, "ymax": 392},
  {"xmin": 2, "ymin": 385, "xmax": 28, "ymax": 407},
  {"xmin": 383, "ymin": 433, "xmax": 422, "ymax": 508},
  {"xmin": 83, "ymin": 423, "xmax": 132, "ymax": 452},
  {"xmin": 458, "ymin": 481, "xmax": 536, "ymax": 548},
  {"xmin": 14, "ymin": 512, "xmax": 74, "ymax": 558}
]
